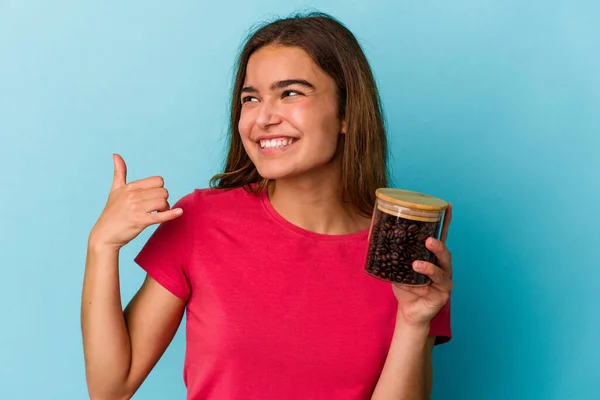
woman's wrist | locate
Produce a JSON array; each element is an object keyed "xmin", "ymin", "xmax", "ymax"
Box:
[{"xmin": 395, "ymin": 307, "xmax": 431, "ymax": 334}]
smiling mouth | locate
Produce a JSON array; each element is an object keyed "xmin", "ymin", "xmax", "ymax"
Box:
[{"xmin": 258, "ymin": 137, "xmax": 297, "ymax": 149}]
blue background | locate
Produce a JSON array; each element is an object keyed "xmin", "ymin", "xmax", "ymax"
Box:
[{"xmin": 1, "ymin": 1, "xmax": 598, "ymax": 399}]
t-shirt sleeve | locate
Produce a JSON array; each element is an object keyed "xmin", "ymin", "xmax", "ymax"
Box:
[
  {"xmin": 133, "ymin": 191, "xmax": 196, "ymax": 301},
  {"xmin": 429, "ymin": 296, "xmax": 452, "ymax": 345}
]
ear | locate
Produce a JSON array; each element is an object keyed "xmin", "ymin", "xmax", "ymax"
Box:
[{"xmin": 341, "ymin": 120, "xmax": 347, "ymax": 134}]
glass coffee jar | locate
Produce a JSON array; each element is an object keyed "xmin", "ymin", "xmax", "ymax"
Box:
[{"xmin": 365, "ymin": 188, "xmax": 449, "ymax": 286}]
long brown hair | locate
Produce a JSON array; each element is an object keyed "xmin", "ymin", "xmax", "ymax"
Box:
[{"xmin": 210, "ymin": 11, "xmax": 389, "ymax": 217}]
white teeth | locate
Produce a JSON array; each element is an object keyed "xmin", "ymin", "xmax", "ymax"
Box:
[{"xmin": 259, "ymin": 138, "xmax": 295, "ymax": 149}]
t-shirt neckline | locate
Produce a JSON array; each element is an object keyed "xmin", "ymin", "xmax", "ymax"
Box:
[{"xmin": 259, "ymin": 188, "xmax": 370, "ymax": 242}]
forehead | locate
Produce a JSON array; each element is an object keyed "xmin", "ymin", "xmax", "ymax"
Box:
[{"xmin": 243, "ymin": 45, "xmax": 325, "ymax": 86}]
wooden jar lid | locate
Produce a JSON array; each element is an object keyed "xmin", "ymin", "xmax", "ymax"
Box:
[{"xmin": 375, "ymin": 188, "xmax": 448, "ymax": 212}]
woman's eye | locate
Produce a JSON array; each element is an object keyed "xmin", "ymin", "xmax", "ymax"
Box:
[
  {"xmin": 282, "ymin": 90, "xmax": 301, "ymax": 98},
  {"xmin": 242, "ymin": 96, "xmax": 258, "ymax": 103}
]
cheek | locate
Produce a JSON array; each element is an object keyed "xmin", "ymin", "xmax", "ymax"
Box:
[
  {"xmin": 287, "ymin": 100, "xmax": 340, "ymax": 142},
  {"xmin": 238, "ymin": 109, "xmax": 254, "ymax": 138},
  {"xmin": 285, "ymin": 101, "xmax": 310, "ymax": 128}
]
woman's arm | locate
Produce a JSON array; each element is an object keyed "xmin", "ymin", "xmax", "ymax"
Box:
[
  {"xmin": 81, "ymin": 154, "xmax": 190, "ymax": 398},
  {"xmin": 372, "ymin": 205, "xmax": 454, "ymax": 399},
  {"xmin": 370, "ymin": 308, "xmax": 436, "ymax": 400},
  {"xmin": 81, "ymin": 242, "xmax": 185, "ymax": 400}
]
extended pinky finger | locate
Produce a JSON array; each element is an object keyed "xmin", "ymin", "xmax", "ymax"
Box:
[{"xmin": 147, "ymin": 208, "xmax": 183, "ymax": 225}]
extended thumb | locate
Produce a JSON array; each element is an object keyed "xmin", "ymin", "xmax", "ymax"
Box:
[{"xmin": 111, "ymin": 153, "xmax": 127, "ymax": 189}]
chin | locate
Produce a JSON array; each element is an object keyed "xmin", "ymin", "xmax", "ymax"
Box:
[{"xmin": 255, "ymin": 164, "xmax": 300, "ymax": 180}]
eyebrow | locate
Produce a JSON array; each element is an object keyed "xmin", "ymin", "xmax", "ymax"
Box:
[{"xmin": 241, "ymin": 79, "xmax": 315, "ymax": 94}]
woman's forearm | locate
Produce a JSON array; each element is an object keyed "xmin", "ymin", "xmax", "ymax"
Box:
[
  {"xmin": 81, "ymin": 241, "xmax": 133, "ymax": 399},
  {"xmin": 371, "ymin": 308, "xmax": 432, "ymax": 400}
]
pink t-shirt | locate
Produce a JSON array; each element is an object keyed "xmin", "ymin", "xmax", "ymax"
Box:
[{"xmin": 134, "ymin": 187, "xmax": 451, "ymax": 399}]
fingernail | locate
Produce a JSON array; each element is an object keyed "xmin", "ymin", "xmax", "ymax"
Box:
[{"xmin": 414, "ymin": 261, "xmax": 424, "ymax": 270}]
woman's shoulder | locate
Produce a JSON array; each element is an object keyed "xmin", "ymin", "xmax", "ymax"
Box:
[
  {"xmin": 194, "ymin": 186, "xmax": 261, "ymax": 202},
  {"xmin": 178, "ymin": 186, "xmax": 263, "ymax": 213}
]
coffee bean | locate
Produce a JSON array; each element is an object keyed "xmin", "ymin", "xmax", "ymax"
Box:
[{"xmin": 365, "ymin": 207, "xmax": 441, "ymax": 286}]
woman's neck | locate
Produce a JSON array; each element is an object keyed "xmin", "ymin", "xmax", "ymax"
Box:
[{"xmin": 268, "ymin": 176, "xmax": 371, "ymax": 236}]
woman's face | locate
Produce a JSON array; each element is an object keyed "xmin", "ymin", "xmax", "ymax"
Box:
[{"xmin": 238, "ymin": 45, "xmax": 345, "ymax": 181}]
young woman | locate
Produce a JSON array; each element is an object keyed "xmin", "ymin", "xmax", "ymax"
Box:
[{"xmin": 81, "ymin": 12, "xmax": 454, "ymax": 400}]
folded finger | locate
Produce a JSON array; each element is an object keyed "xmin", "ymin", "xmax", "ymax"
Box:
[
  {"xmin": 413, "ymin": 260, "xmax": 448, "ymax": 286},
  {"xmin": 139, "ymin": 198, "xmax": 171, "ymax": 214},
  {"xmin": 137, "ymin": 187, "xmax": 169, "ymax": 201},
  {"xmin": 426, "ymin": 238, "xmax": 452, "ymax": 274},
  {"xmin": 129, "ymin": 176, "xmax": 165, "ymax": 190}
]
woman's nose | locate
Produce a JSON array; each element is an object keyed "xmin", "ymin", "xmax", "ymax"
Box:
[{"xmin": 255, "ymin": 99, "xmax": 282, "ymax": 129}]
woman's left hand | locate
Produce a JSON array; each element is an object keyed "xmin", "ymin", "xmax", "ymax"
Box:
[{"xmin": 392, "ymin": 203, "xmax": 454, "ymax": 327}]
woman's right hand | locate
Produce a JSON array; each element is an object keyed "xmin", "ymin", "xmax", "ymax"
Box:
[{"xmin": 88, "ymin": 153, "xmax": 183, "ymax": 251}]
